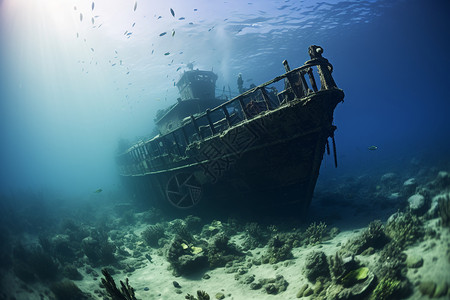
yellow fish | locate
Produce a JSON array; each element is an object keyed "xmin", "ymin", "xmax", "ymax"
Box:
[{"xmin": 368, "ymin": 146, "xmax": 378, "ymax": 151}]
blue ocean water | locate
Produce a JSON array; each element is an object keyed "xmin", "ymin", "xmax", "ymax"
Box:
[
  {"xmin": 1, "ymin": 0, "xmax": 448, "ymax": 195},
  {"xmin": 0, "ymin": 1, "xmax": 450, "ymax": 299}
]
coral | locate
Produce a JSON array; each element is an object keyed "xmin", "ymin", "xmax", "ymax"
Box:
[
  {"xmin": 185, "ymin": 290, "xmax": 210, "ymax": 300},
  {"xmin": 341, "ymin": 220, "xmax": 389, "ymax": 256},
  {"xmin": 101, "ymin": 268, "xmax": 137, "ymax": 300},
  {"xmin": 304, "ymin": 251, "xmax": 330, "ymax": 283},
  {"xmin": 262, "ymin": 234, "xmax": 295, "ymax": 264},
  {"xmin": 82, "ymin": 229, "xmax": 116, "ymax": 266},
  {"xmin": 242, "ymin": 222, "xmax": 269, "ymax": 250},
  {"xmin": 304, "ymin": 222, "xmax": 327, "ymax": 245},
  {"xmin": 12, "ymin": 244, "xmax": 60, "ymax": 282},
  {"xmin": 385, "ymin": 212, "xmax": 424, "ymax": 246},
  {"xmin": 50, "ymin": 280, "xmax": 89, "ymax": 300},
  {"xmin": 259, "ymin": 275, "xmax": 289, "ymax": 295},
  {"xmin": 207, "ymin": 233, "xmax": 243, "ymax": 268},
  {"xmin": 438, "ymin": 194, "xmax": 450, "ymax": 226},
  {"xmin": 141, "ymin": 224, "xmax": 166, "ymax": 247},
  {"xmin": 62, "ymin": 264, "xmax": 83, "ymax": 280},
  {"xmin": 328, "ymin": 252, "xmax": 345, "ymax": 282},
  {"xmin": 370, "ymin": 276, "xmax": 403, "ymax": 300},
  {"xmin": 167, "ymin": 236, "xmax": 208, "ymax": 276}
]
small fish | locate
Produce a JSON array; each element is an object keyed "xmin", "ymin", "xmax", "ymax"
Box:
[
  {"xmin": 127, "ymin": 32, "xmax": 132, "ymax": 35},
  {"xmin": 151, "ymin": 49, "xmax": 154, "ymax": 54},
  {"xmin": 74, "ymin": 6, "xmax": 77, "ymax": 10},
  {"xmin": 194, "ymin": 8, "xmax": 198, "ymax": 11},
  {"xmin": 178, "ymin": 17, "xmax": 185, "ymax": 20},
  {"xmin": 124, "ymin": 30, "xmax": 128, "ymax": 35},
  {"xmin": 91, "ymin": 17, "xmax": 94, "ymax": 24},
  {"xmin": 76, "ymin": 32, "xmax": 79, "ymax": 38},
  {"xmin": 133, "ymin": 1, "xmax": 137, "ymax": 11},
  {"xmin": 80, "ymin": 13, "xmax": 83, "ymax": 22},
  {"xmin": 176, "ymin": 67, "xmax": 181, "ymax": 71},
  {"xmin": 115, "ymin": 50, "xmax": 118, "ymax": 54},
  {"xmin": 93, "ymin": 188, "xmax": 103, "ymax": 193},
  {"xmin": 368, "ymin": 146, "xmax": 378, "ymax": 151},
  {"xmin": 92, "ymin": 2, "xmax": 94, "ymax": 11},
  {"xmin": 112, "ymin": 63, "xmax": 116, "ymax": 66},
  {"xmin": 170, "ymin": 8, "xmax": 175, "ymax": 17},
  {"xmin": 164, "ymin": 52, "xmax": 170, "ymax": 56},
  {"xmin": 171, "ymin": 30, "xmax": 175, "ymax": 37},
  {"xmin": 91, "ymin": 48, "xmax": 94, "ymax": 52},
  {"xmin": 159, "ymin": 32, "xmax": 167, "ymax": 36},
  {"xmin": 132, "ymin": 22, "xmax": 136, "ymax": 27},
  {"xmin": 145, "ymin": 253, "xmax": 152, "ymax": 262},
  {"xmin": 157, "ymin": 16, "xmax": 162, "ymax": 19}
]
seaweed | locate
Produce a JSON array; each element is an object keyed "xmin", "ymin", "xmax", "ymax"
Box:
[{"xmin": 101, "ymin": 268, "xmax": 137, "ymax": 300}]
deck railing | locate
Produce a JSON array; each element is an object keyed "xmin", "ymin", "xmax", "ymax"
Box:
[{"xmin": 117, "ymin": 46, "xmax": 337, "ymax": 175}]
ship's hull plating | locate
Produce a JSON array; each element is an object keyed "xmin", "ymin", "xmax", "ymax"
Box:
[{"xmin": 120, "ymin": 89, "xmax": 344, "ymax": 213}]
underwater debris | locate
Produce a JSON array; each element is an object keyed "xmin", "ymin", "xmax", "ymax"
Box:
[{"xmin": 101, "ymin": 268, "xmax": 137, "ymax": 300}]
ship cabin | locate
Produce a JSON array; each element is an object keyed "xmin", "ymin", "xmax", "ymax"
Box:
[{"xmin": 155, "ymin": 70, "xmax": 222, "ymax": 135}]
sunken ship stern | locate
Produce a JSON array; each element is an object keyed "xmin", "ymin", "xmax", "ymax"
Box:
[{"xmin": 117, "ymin": 46, "xmax": 344, "ymax": 212}]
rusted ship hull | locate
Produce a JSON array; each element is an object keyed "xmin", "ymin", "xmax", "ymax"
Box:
[{"xmin": 117, "ymin": 46, "xmax": 344, "ymax": 213}]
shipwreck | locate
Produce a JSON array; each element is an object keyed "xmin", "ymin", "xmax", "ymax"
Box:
[{"xmin": 116, "ymin": 45, "xmax": 344, "ymax": 213}]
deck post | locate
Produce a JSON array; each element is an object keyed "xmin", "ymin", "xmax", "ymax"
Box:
[
  {"xmin": 172, "ymin": 131, "xmax": 182, "ymax": 156},
  {"xmin": 238, "ymin": 97, "xmax": 250, "ymax": 119},
  {"xmin": 181, "ymin": 126, "xmax": 189, "ymax": 145},
  {"xmin": 260, "ymin": 87, "xmax": 273, "ymax": 110},
  {"xmin": 282, "ymin": 60, "xmax": 301, "ymax": 99},
  {"xmin": 190, "ymin": 115, "xmax": 203, "ymax": 140},
  {"xmin": 307, "ymin": 68, "xmax": 318, "ymax": 92},
  {"xmin": 205, "ymin": 109, "xmax": 217, "ymax": 135},
  {"xmin": 222, "ymin": 106, "xmax": 232, "ymax": 128}
]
